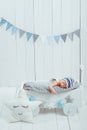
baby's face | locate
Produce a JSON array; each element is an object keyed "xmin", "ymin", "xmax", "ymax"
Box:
[{"xmin": 58, "ymin": 79, "xmax": 67, "ymax": 88}]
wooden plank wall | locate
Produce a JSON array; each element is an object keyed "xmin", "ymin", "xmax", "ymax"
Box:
[{"xmin": 0, "ymin": 0, "xmax": 80, "ymax": 87}]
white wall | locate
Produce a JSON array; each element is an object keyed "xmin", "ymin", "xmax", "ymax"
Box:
[
  {"xmin": 81, "ymin": 0, "xmax": 87, "ymax": 103},
  {"xmin": 81, "ymin": 0, "xmax": 87, "ymax": 87},
  {"xmin": 0, "ymin": 0, "xmax": 81, "ymax": 87}
]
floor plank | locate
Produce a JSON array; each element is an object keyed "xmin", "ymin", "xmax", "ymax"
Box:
[
  {"xmin": 20, "ymin": 122, "xmax": 33, "ymax": 130},
  {"xmin": 0, "ymin": 104, "xmax": 21, "ymax": 130},
  {"xmin": 55, "ymin": 108, "xmax": 70, "ymax": 130},
  {"xmin": 0, "ymin": 104, "xmax": 87, "ymax": 130},
  {"xmin": 8, "ymin": 122, "xmax": 21, "ymax": 130},
  {"xmin": 32, "ymin": 109, "xmax": 58, "ymax": 130},
  {"xmin": 78, "ymin": 105, "xmax": 87, "ymax": 130},
  {"xmin": 68, "ymin": 114, "xmax": 81, "ymax": 130}
]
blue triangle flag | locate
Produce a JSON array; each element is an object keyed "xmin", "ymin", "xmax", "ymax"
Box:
[
  {"xmin": 0, "ymin": 18, "xmax": 6, "ymax": 26},
  {"xmin": 6, "ymin": 22, "xmax": 12, "ymax": 30},
  {"xmin": 33, "ymin": 34, "xmax": 39, "ymax": 42},
  {"xmin": 26, "ymin": 32, "xmax": 32, "ymax": 41},
  {"xmin": 54, "ymin": 35, "xmax": 60, "ymax": 43},
  {"xmin": 12, "ymin": 26, "xmax": 18, "ymax": 34}
]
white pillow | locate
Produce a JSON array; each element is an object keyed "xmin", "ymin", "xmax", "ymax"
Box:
[{"xmin": 4, "ymin": 89, "xmax": 42, "ymax": 123}]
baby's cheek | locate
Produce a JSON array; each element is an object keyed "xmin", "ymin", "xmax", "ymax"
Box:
[{"xmin": 65, "ymin": 82, "xmax": 67, "ymax": 86}]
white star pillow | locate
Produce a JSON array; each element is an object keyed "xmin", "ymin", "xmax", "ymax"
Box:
[{"xmin": 5, "ymin": 89, "xmax": 42, "ymax": 123}]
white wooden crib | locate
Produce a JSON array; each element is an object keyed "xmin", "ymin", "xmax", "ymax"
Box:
[{"xmin": 21, "ymin": 82, "xmax": 84, "ymax": 116}]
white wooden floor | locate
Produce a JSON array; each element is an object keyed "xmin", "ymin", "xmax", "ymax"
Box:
[{"xmin": 0, "ymin": 105, "xmax": 87, "ymax": 130}]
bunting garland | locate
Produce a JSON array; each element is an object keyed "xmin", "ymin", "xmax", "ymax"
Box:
[{"xmin": 0, "ymin": 17, "xmax": 80, "ymax": 44}]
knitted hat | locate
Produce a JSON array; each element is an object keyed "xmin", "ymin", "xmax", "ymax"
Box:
[{"xmin": 63, "ymin": 77, "xmax": 74, "ymax": 88}]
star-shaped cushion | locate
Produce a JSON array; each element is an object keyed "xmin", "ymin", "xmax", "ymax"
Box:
[{"xmin": 5, "ymin": 89, "xmax": 42, "ymax": 123}]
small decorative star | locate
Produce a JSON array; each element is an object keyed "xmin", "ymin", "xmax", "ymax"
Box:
[{"xmin": 65, "ymin": 95, "xmax": 74, "ymax": 103}]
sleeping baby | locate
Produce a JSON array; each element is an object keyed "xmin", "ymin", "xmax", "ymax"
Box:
[
  {"xmin": 23, "ymin": 77, "xmax": 80, "ymax": 94},
  {"xmin": 49, "ymin": 77, "xmax": 77, "ymax": 94}
]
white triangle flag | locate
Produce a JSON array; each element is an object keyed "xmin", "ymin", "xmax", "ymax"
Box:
[
  {"xmin": 40, "ymin": 35, "xmax": 46, "ymax": 43},
  {"xmin": 47, "ymin": 36, "xmax": 53, "ymax": 44},
  {"xmin": 68, "ymin": 32, "xmax": 73, "ymax": 41}
]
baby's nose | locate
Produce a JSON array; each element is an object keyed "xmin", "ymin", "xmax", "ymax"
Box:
[
  {"xmin": 60, "ymin": 83, "xmax": 64, "ymax": 86},
  {"xmin": 62, "ymin": 83, "xmax": 64, "ymax": 86}
]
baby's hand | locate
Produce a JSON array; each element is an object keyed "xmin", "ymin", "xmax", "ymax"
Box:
[{"xmin": 49, "ymin": 86, "xmax": 57, "ymax": 94}]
